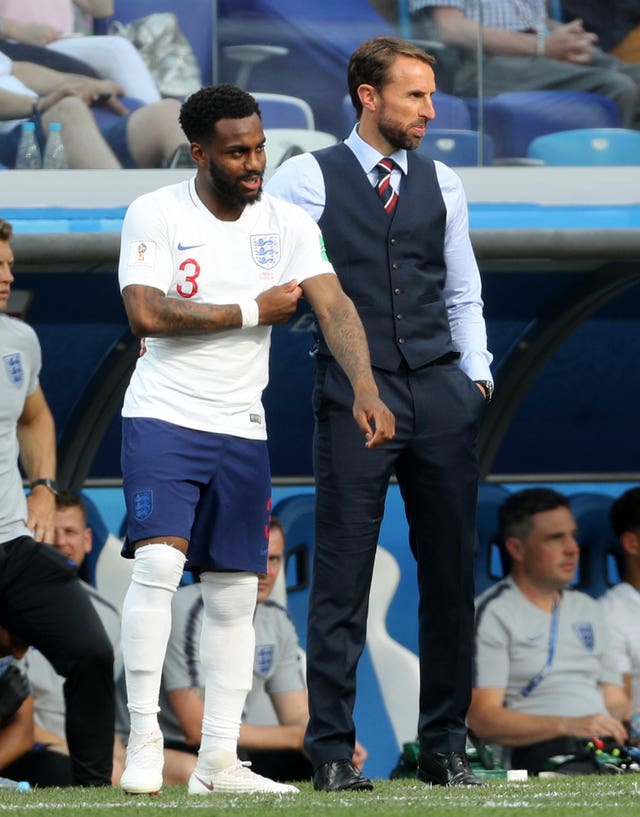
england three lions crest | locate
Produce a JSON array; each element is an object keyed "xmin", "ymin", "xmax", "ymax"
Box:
[
  {"xmin": 3, "ymin": 353, "xmax": 24, "ymax": 388},
  {"xmin": 250, "ymin": 234, "xmax": 280, "ymax": 270}
]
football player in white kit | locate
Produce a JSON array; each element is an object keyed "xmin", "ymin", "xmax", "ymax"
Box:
[{"xmin": 117, "ymin": 84, "xmax": 395, "ymax": 796}]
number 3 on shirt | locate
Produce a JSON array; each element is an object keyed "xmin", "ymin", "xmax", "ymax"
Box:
[{"xmin": 177, "ymin": 258, "xmax": 200, "ymax": 298}]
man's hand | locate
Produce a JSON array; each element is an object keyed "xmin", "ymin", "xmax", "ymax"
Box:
[
  {"xmin": 0, "ymin": 665, "xmax": 31, "ymax": 723},
  {"xmin": 352, "ymin": 740, "xmax": 368, "ymax": 771},
  {"xmin": 565, "ymin": 713, "xmax": 628, "ymax": 747},
  {"xmin": 352, "ymin": 390, "xmax": 395, "ymax": 449},
  {"xmin": 26, "ymin": 485, "xmax": 56, "ymax": 544},
  {"xmin": 545, "ymin": 19, "xmax": 598, "ymax": 64},
  {"xmin": 256, "ymin": 280, "xmax": 303, "ymax": 325}
]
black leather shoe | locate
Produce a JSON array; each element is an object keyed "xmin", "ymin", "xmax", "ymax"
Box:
[
  {"xmin": 313, "ymin": 759, "xmax": 374, "ymax": 792},
  {"xmin": 417, "ymin": 752, "xmax": 484, "ymax": 786}
]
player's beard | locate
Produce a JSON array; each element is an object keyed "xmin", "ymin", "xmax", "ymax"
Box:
[{"xmin": 208, "ymin": 158, "xmax": 264, "ymax": 208}]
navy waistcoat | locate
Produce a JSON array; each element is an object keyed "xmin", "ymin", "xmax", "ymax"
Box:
[{"xmin": 315, "ymin": 142, "xmax": 455, "ymax": 371}]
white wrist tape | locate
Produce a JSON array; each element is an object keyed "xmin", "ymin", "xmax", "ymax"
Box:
[{"xmin": 239, "ymin": 299, "xmax": 259, "ymax": 328}]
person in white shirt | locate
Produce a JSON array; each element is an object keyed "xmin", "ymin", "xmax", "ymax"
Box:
[{"xmin": 117, "ymin": 82, "xmax": 394, "ymax": 798}]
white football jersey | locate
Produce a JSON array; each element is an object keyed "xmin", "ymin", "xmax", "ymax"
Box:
[{"xmin": 119, "ymin": 178, "xmax": 334, "ymax": 439}]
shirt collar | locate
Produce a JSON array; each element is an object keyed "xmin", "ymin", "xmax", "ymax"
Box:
[{"xmin": 344, "ymin": 124, "xmax": 408, "ymax": 176}]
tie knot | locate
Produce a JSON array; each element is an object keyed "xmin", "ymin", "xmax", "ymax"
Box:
[{"xmin": 376, "ymin": 157, "xmax": 396, "ymax": 176}]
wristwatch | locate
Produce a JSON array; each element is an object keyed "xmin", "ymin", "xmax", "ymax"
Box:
[
  {"xmin": 475, "ymin": 380, "xmax": 494, "ymax": 404},
  {"xmin": 30, "ymin": 478, "xmax": 59, "ymax": 495}
]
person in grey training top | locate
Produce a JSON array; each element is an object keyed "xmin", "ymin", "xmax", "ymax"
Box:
[
  {"xmin": 0, "ymin": 217, "xmax": 114, "ymax": 786},
  {"xmin": 469, "ymin": 487, "xmax": 629, "ymax": 775}
]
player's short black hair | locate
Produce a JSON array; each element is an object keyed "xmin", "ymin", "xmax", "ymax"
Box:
[
  {"xmin": 0, "ymin": 218, "xmax": 13, "ymax": 242},
  {"xmin": 499, "ymin": 488, "xmax": 570, "ymax": 543},
  {"xmin": 179, "ymin": 84, "xmax": 262, "ymax": 142},
  {"xmin": 610, "ymin": 486, "xmax": 640, "ymax": 539}
]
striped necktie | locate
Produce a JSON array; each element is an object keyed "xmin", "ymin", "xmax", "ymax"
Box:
[{"xmin": 375, "ymin": 158, "xmax": 398, "ymax": 215}]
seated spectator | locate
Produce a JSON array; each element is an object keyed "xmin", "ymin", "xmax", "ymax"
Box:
[
  {"xmin": 561, "ymin": 1, "xmax": 640, "ymax": 64},
  {"xmin": 116, "ymin": 518, "xmax": 367, "ymax": 786},
  {"xmin": 0, "ymin": 51, "xmax": 191, "ymax": 168},
  {"xmin": 600, "ymin": 487, "xmax": 640, "ymax": 735},
  {"xmin": 25, "ymin": 490, "xmax": 125, "ymax": 785},
  {"xmin": 0, "ymin": 0, "xmax": 162, "ymax": 102},
  {"xmin": 468, "ymin": 487, "xmax": 629, "ymax": 775},
  {"xmin": 0, "ymin": 626, "xmax": 75, "ymax": 787},
  {"xmin": 410, "ymin": 0, "xmax": 640, "ymax": 129}
]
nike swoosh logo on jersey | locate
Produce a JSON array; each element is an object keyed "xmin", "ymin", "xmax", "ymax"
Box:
[
  {"xmin": 177, "ymin": 242, "xmax": 205, "ymax": 251},
  {"xmin": 194, "ymin": 774, "xmax": 214, "ymax": 791}
]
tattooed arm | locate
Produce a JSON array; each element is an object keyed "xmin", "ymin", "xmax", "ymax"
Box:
[
  {"xmin": 301, "ymin": 273, "xmax": 395, "ymax": 448},
  {"xmin": 121, "ymin": 281, "xmax": 302, "ymax": 337}
]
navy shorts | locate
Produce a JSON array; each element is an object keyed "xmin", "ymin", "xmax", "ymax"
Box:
[{"xmin": 121, "ymin": 417, "xmax": 271, "ymax": 573}]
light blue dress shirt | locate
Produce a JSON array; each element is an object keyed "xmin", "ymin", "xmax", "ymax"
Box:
[{"xmin": 266, "ymin": 125, "xmax": 493, "ymax": 383}]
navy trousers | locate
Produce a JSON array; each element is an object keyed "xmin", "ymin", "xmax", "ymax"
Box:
[
  {"xmin": 305, "ymin": 357, "xmax": 484, "ymax": 768},
  {"xmin": 0, "ymin": 537, "xmax": 114, "ymax": 786}
]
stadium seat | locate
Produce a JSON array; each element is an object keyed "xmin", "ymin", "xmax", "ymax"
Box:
[
  {"xmin": 273, "ymin": 493, "xmax": 316, "ymax": 645},
  {"xmin": 527, "ymin": 128, "xmax": 640, "ymax": 166},
  {"xmin": 263, "ymin": 128, "xmax": 337, "ymax": 173},
  {"xmin": 569, "ymin": 492, "xmax": 623, "ymax": 597},
  {"xmin": 475, "ymin": 483, "xmax": 511, "ymax": 595},
  {"xmin": 273, "ymin": 493, "xmax": 412, "ymax": 777},
  {"xmin": 253, "ymin": 92, "xmax": 315, "ymax": 129},
  {"xmin": 465, "ymin": 90, "xmax": 622, "ymax": 159},
  {"xmin": 80, "ymin": 492, "xmax": 132, "ymax": 611},
  {"xmin": 366, "ymin": 546, "xmax": 419, "ymax": 751},
  {"xmin": 416, "ymin": 129, "xmax": 494, "ymax": 166}
]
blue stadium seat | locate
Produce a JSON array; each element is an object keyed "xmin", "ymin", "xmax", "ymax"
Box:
[
  {"xmin": 80, "ymin": 491, "xmax": 110, "ymax": 587},
  {"xmin": 273, "ymin": 493, "xmax": 410, "ymax": 778},
  {"xmin": 475, "ymin": 483, "xmax": 510, "ymax": 595},
  {"xmin": 466, "ymin": 91, "xmax": 622, "ymax": 159},
  {"xmin": 253, "ymin": 92, "xmax": 315, "ymax": 129},
  {"xmin": 416, "ymin": 129, "xmax": 494, "ymax": 166},
  {"xmin": 569, "ymin": 492, "xmax": 623, "ymax": 597},
  {"xmin": 219, "ymin": 0, "xmax": 402, "ymax": 136},
  {"xmin": 527, "ymin": 128, "xmax": 640, "ymax": 166}
]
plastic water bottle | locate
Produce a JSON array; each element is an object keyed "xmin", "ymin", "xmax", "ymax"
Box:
[
  {"xmin": 43, "ymin": 122, "xmax": 69, "ymax": 169},
  {"xmin": 0, "ymin": 776, "xmax": 31, "ymax": 791},
  {"xmin": 14, "ymin": 121, "xmax": 42, "ymax": 169}
]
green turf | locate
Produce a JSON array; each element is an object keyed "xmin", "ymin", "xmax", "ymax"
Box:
[{"xmin": 1, "ymin": 776, "xmax": 640, "ymax": 817}]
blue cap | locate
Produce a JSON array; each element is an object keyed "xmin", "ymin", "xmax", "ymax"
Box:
[{"xmin": 17, "ymin": 781, "xmax": 31, "ymax": 791}]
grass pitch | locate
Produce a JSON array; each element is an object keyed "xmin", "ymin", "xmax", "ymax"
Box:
[{"xmin": 1, "ymin": 776, "xmax": 640, "ymax": 817}]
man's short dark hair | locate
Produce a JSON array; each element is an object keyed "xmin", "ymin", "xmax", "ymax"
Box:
[
  {"xmin": 0, "ymin": 219, "xmax": 13, "ymax": 242},
  {"xmin": 348, "ymin": 36, "xmax": 435, "ymax": 118},
  {"xmin": 269, "ymin": 515, "xmax": 285, "ymax": 544},
  {"xmin": 55, "ymin": 489, "xmax": 88, "ymax": 526},
  {"xmin": 610, "ymin": 486, "xmax": 640, "ymax": 539},
  {"xmin": 499, "ymin": 488, "xmax": 571, "ymax": 543},
  {"xmin": 179, "ymin": 84, "xmax": 262, "ymax": 143}
]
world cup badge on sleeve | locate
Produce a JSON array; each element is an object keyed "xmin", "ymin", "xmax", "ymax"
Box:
[
  {"xmin": 3, "ymin": 353, "xmax": 24, "ymax": 388},
  {"xmin": 250, "ymin": 234, "xmax": 280, "ymax": 270}
]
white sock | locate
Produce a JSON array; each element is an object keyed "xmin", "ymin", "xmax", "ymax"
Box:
[
  {"xmin": 121, "ymin": 544, "xmax": 185, "ymax": 735},
  {"xmin": 198, "ymin": 571, "xmax": 258, "ymax": 770}
]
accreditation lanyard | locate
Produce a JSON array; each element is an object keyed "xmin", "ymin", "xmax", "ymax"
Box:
[{"xmin": 518, "ymin": 598, "xmax": 560, "ymax": 699}]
